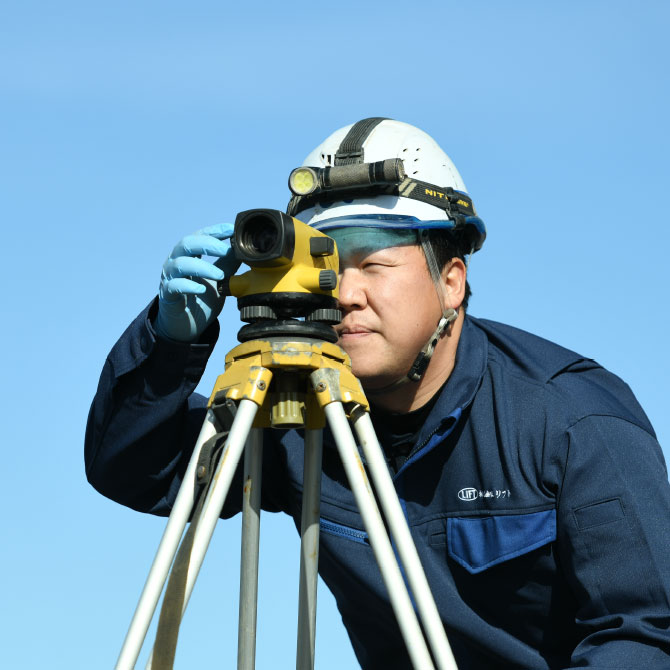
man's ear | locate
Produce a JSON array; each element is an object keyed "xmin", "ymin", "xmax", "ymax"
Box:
[{"xmin": 443, "ymin": 258, "xmax": 467, "ymax": 310}]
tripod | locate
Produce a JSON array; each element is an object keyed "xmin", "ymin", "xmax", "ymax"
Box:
[{"xmin": 114, "ymin": 333, "xmax": 458, "ymax": 670}]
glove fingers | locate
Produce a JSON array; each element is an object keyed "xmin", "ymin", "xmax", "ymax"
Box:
[
  {"xmin": 198, "ymin": 222, "xmax": 235, "ymax": 239},
  {"xmin": 162, "ymin": 276, "xmax": 208, "ymax": 297},
  {"xmin": 164, "ymin": 256, "xmax": 224, "ymax": 281},
  {"xmin": 156, "ymin": 224, "xmax": 236, "ymax": 343},
  {"xmin": 172, "ymin": 234, "xmax": 232, "ymax": 259}
]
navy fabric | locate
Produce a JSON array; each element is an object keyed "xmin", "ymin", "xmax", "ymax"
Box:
[
  {"xmin": 447, "ymin": 509, "xmax": 556, "ymax": 573},
  {"xmin": 320, "ymin": 518, "xmax": 369, "ymax": 545},
  {"xmin": 85, "ymin": 299, "xmax": 670, "ymax": 669}
]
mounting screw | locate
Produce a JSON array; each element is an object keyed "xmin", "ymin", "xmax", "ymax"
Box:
[
  {"xmin": 257, "ymin": 380, "xmax": 267, "ymax": 391},
  {"xmin": 196, "ymin": 465, "xmax": 207, "ymax": 479},
  {"xmin": 315, "ymin": 381, "xmax": 327, "ymax": 393}
]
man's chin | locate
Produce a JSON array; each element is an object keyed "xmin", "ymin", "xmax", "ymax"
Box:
[
  {"xmin": 350, "ymin": 367, "xmax": 401, "ymax": 391},
  {"xmin": 340, "ymin": 341, "xmax": 406, "ymax": 388}
]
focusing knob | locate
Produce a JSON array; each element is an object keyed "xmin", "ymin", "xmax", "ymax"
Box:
[
  {"xmin": 319, "ymin": 270, "xmax": 337, "ymax": 291},
  {"xmin": 306, "ymin": 308, "xmax": 342, "ymax": 324},
  {"xmin": 240, "ymin": 305, "xmax": 278, "ymax": 322}
]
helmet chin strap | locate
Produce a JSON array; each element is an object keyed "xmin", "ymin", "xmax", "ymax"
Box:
[{"xmin": 365, "ymin": 231, "xmax": 458, "ymax": 398}]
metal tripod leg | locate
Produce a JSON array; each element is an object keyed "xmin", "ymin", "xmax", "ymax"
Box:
[
  {"xmin": 323, "ymin": 402, "xmax": 436, "ymax": 670},
  {"xmin": 147, "ymin": 399, "xmax": 261, "ymax": 670},
  {"xmin": 184, "ymin": 399, "xmax": 261, "ymax": 602},
  {"xmin": 238, "ymin": 428, "xmax": 263, "ymax": 670},
  {"xmin": 115, "ymin": 411, "xmax": 218, "ymax": 670},
  {"xmin": 352, "ymin": 412, "xmax": 458, "ymax": 670},
  {"xmin": 131, "ymin": 398, "xmax": 263, "ymax": 670},
  {"xmin": 296, "ymin": 429, "xmax": 323, "ymax": 670}
]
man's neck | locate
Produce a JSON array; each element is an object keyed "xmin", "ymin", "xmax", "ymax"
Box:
[{"xmin": 367, "ymin": 311, "xmax": 465, "ymax": 413}]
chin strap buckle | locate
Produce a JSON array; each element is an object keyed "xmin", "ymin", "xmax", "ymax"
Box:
[{"xmin": 407, "ymin": 308, "xmax": 458, "ymax": 382}]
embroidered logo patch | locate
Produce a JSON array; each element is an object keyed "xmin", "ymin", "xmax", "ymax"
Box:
[
  {"xmin": 458, "ymin": 487, "xmax": 478, "ymax": 501},
  {"xmin": 458, "ymin": 487, "xmax": 512, "ymax": 501}
]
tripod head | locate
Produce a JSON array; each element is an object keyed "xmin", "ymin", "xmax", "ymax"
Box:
[{"xmin": 220, "ymin": 209, "xmax": 342, "ymax": 342}]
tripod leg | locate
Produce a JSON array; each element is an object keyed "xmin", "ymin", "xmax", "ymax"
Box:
[
  {"xmin": 323, "ymin": 402, "xmax": 435, "ymax": 670},
  {"xmin": 296, "ymin": 429, "xmax": 323, "ymax": 670},
  {"xmin": 142, "ymin": 398, "xmax": 263, "ymax": 670},
  {"xmin": 238, "ymin": 428, "xmax": 264, "ymax": 670},
  {"xmin": 116, "ymin": 410, "xmax": 218, "ymax": 670},
  {"xmin": 352, "ymin": 412, "xmax": 458, "ymax": 670},
  {"xmin": 180, "ymin": 398, "xmax": 261, "ymax": 612}
]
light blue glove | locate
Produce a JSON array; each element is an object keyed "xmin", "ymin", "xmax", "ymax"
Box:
[{"xmin": 155, "ymin": 223, "xmax": 240, "ymax": 342}]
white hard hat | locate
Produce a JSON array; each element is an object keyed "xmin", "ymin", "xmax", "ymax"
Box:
[
  {"xmin": 287, "ymin": 118, "xmax": 486, "ymax": 252},
  {"xmin": 297, "ymin": 119, "xmax": 467, "ymax": 223}
]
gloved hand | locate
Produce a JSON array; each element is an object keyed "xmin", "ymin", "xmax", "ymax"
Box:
[{"xmin": 155, "ymin": 223, "xmax": 241, "ymax": 342}]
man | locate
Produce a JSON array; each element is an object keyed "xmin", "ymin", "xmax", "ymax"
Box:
[{"xmin": 85, "ymin": 118, "xmax": 670, "ymax": 669}]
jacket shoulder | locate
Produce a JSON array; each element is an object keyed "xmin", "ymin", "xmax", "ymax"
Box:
[
  {"xmin": 468, "ymin": 316, "xmax": 587, "ymax": 383},
  {"xmin": 467, "ymin": 316, "xmax": 654, "ymax": 434}
]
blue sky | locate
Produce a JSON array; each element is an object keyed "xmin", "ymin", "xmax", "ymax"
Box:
[{"xmin": 2, "ymin": 1, "xmax": 669, "ymax": 668}]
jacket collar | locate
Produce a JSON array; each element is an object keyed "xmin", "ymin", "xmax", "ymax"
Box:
[{"xmin": 413, "ymin": 314, "xmax": 488, "ymax": 451}]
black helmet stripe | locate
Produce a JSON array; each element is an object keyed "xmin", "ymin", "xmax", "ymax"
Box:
[{"xmin": 334, "ymin": 117, "xmax": 390, "ymax": 165}]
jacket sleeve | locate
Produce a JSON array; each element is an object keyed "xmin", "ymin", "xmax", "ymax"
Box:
[
  {"xmin": 557, "ymin": 414, "xmax": 670, "ymax": 668},
  {"xmin": 84, "ymin": 298, "xmax": 220, "ymax": 515}
]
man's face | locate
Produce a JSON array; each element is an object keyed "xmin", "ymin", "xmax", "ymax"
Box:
[{"xmin": 331, "ymin": 231, "xmax": 444, "ymax": 389}]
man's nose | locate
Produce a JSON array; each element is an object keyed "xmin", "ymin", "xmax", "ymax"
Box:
[{"xmin": 337, "ymin": 269, "xmax": 367, "ymax": 311}]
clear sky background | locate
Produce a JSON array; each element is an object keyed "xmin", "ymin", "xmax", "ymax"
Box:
[{"xmin": 2, "ymin": 1, "xmax": 668, "ymax": 668}]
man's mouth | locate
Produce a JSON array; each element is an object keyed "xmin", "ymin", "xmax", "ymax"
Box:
[{"xmin": 336, "ymin": 324, "xmax": 375, "ymax": 337}]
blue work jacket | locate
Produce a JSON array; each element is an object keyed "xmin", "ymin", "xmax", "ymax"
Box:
[{"xmin": 85, "ymin": 300, "xmax": 670, "ymax": 669}]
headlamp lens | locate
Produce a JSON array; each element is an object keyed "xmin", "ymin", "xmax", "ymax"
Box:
[{"xmin": 289, "ymin": 167, "xmax": 318, "ymax": 196}]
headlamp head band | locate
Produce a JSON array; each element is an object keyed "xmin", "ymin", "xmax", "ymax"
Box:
[{"xmin": 286, "ymin": 162, "xmax": 484, "ymax": 252}]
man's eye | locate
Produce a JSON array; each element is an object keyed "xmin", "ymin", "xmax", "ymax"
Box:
[{"xmin": 363, "ymin": 258, "xmax": 389, "ymax": 268}]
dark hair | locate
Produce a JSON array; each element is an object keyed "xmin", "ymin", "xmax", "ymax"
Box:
[{"xmin": 423, "ymin": 230, "xmax": 472, "ymax": 311}]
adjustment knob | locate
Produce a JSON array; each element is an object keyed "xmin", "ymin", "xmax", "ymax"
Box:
[
  {"xmin": 318, "ymin": 270, "xmax": 337, "ymax": 291},
  {"xmin": 306, "ymin": 308, "xmax": 342, "ymax": 324},
  {"xmin": 240, "ymin": 305, "xmax": 277, "ymax": 322}
]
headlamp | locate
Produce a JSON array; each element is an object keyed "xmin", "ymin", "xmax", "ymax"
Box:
[
  {"xmin": 288, "ymin": 159, "xmax": 406, "ymax": 199},
  {"xmin": 288, "ymin": 167, "xmax": 319, "ymax": 196}
]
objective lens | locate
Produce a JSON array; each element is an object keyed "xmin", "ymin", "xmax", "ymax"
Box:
[{"xmin": 239, "ymin": 215, "xmax": 279, "ymax": 257}]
